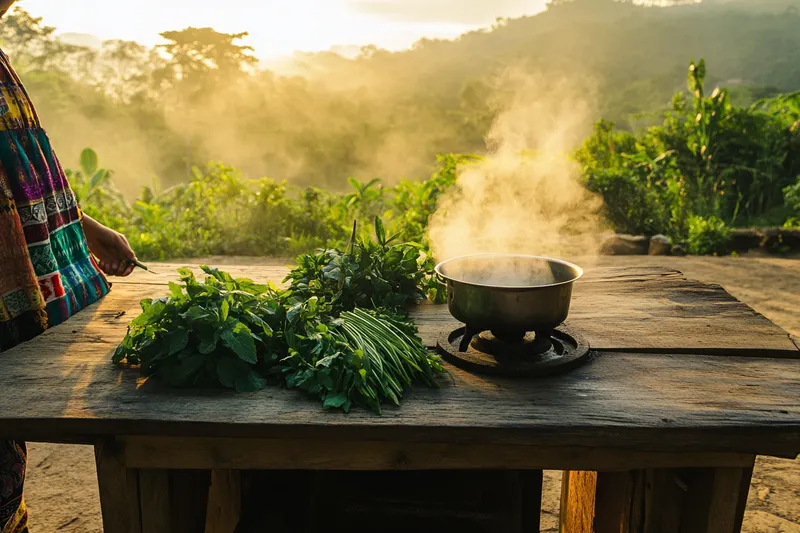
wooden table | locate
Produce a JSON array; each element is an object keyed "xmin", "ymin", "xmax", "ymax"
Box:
[{"xmin": 1, "ymin": 265, "xmax": 799, "ymax": 533}]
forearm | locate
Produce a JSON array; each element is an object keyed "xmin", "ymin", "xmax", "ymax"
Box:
[{"xmin": 80, "ymin": 214, "xmax": 102, "ymax": 240}]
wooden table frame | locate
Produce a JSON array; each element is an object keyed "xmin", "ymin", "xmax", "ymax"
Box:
[{"xmin": 94, "ymin": 436, "xmax": 757, "ymax": 533}]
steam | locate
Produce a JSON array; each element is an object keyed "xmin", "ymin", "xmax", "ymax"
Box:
[
  {"xmin": 428, "ymin": 70, "xmax": 608, "ymax": 266},
  {"xmin": 31, "ymin": 91, "xmax": 162, "ymax": 198}
]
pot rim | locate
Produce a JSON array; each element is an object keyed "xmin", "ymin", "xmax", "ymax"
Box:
[{"xmin": 434, "ymin": 253, "xmax": 584, "ymax": 290}]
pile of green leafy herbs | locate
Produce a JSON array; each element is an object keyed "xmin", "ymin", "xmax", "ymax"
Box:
[{"xmin": 113, "ymin": 219, "xmax": 447, "ymax": 413}]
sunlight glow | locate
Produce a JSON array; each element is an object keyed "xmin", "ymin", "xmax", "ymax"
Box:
[{"xmin": 18, "ymin": 0, "xmax": 547, "ymax": 59}]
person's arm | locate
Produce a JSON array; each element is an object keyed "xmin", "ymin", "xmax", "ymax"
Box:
[
  {"xmin": 81, "ymin": 215, "xmax": 138, "ymax": 277},
  {"xmin": 0, "ymin": 1, "xmax": 16, "ymax": 17}
]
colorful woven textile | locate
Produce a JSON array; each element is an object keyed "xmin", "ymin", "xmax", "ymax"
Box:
[
  {"xmin": 0, "ymin": 48, "xmax": 110, "ymax": 532},
  {"xmin": 0, "ymin": 442, "xmax": 26, "ymax": 533},
  {"xmin": 0, "ymin": 48, "xmax": 110, "ymax": 352}
]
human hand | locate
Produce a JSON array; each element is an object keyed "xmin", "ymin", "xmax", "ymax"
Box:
[{"xmin": 81, "ymin": 215, "xmax": 137, "ymax": 277}]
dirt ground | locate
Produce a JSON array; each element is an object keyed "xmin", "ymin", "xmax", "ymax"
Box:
[{"xmin": 22, "ymin": 255, "xmax": 800, "ymax": 532}]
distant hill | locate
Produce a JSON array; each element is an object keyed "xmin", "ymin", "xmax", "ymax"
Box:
[
  {"xmin": 57, "ymin": 32, "xmax": 102, "ymax": 49},
  {"xmin": 296, "ymin": 0, "xmax": 800, "ymax": 126},
  {"xmin": 13, "ymin": 0, "xmax": 800, "ymax": 189}
]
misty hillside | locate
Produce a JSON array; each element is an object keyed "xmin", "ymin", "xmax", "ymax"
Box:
[
  {"xmin": 2, "ymin": 0, "xmax": 799, "ymax": 191},
  {"xmin": 296, "ymin": 0, "xmax": 800, "ymax": 122}
]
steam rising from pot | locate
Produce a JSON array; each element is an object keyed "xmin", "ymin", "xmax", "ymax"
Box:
[{"xmin": 428, "ymin": 71, "xmax": 608, "ymax": 268}]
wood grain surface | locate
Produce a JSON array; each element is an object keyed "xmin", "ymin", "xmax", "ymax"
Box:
[{"xmin": 1, "ymin": 265, "xmax": 798, "ymax": 459}]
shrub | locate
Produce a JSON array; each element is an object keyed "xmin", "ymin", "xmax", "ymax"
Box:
[{"xmin": 686, "ymin": 216, "xmax": 731, "ymax": 256}]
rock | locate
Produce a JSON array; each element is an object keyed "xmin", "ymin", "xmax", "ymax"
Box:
[
  {"xmin": 672, "ymin": 244, "xmax": 687, "ymax": 256},
  {"xmin": 760, "ymin": 227, "xmax": 800, "ymax": 254},
  {"xmin": 648, "ymin": 234, "xmax": 672, "ymax": 255},
  {"xmin": 600, "ymin": 234, "xmax": 649, "ymax": 255},
  {"xmin": 757, "ymin": 486, "xmax": 771, "ymax": 501},
  {"xmin": 728, "ymin": 228, "xmax": 764, "ymax": 254}
]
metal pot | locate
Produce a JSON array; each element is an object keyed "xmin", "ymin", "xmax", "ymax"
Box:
[{"xmin": 434, "ymin": 254, "xmax": 583, "ymax": 338}]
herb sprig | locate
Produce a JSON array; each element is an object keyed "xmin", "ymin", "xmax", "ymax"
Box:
[{"xmin": 114, "ymin": 218, "xmax": 447, "ymax": 413}]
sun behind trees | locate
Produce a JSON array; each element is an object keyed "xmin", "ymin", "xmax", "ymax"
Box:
[
  {"xmin": 0, "ymin": 1, "xmax": 799, "ymax": 260},
  {"xmin": 1, "ymin": 1, "xmax": 799, "ymax": 196}
]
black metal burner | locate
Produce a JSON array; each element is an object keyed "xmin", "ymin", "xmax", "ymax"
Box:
[{"xmin": 438, "ymin": 323, "xmax": 591, "ymax": 377}]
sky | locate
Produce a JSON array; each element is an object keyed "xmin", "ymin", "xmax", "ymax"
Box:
[{"xmin": 20, "ymin": 0, "xmax": 550, "ymax": 60}]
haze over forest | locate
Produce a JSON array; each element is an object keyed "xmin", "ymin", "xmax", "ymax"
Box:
[{"xmin": 2, "ymin": 0, "xmax": 800, "ymax": 196}]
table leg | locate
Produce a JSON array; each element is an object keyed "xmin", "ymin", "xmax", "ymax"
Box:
[
  {"xmin": 559, "ymin": 463, "xmax": 754, "ymax": 533},
  {"xmin": 205, "ymin": 470, "xmax": 242, "ymax": 533},
  {"xmin": 138, "ymin": 469, "xmax": 211, "ymax": 533},
  {"xmin": 680, "ymin": 467, "xmax": 754, "ymax": 533},
  {"xmin": 94, "ymin": 439, "xmax": 142, "ymax": 533},
  {"xmin": 138, "ymin": 470, "xmax": 170, "ymax": 532},
  {"xmin": 96, "ymin": 440, "xmax": 215, "ymax": 533},
  {"xmin": 514, "ymin": 470, "xmax": 544, "ymax": 533}
]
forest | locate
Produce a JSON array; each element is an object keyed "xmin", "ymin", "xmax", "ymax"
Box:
[{"xmin": 2, "ymin": 0, "xmax": 800, "ymax": 259}]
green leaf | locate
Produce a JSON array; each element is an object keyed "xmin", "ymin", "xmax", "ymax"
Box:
[
  {"xmin": 168, "ymin": 282, "xmax": 184, "ymax": 299},
  {"xmin": 201, "ymin": 265, "xmax": 234, "ymax": 283},
  {"xmin": 286, "ymin": 302, "xmax": 303, "ymax": 323},
  {"xmin": 375, "ymin": 216, "xmax": 386, "ymax": 246},
  {"xmin": 89, "ymin": 169, "xmax": 109, "ymax": 190},
  {"xmin": 177, "ymin": 268, "xmax": 196, "ymax": 283},
  {"xmin": 131, "ymin": 300, "xmax": 167, "ymax": 327},
  {"xmin": 220, "ymin": 299, "xmax": 230, "ymax": 322},
  {"xmin": 198, "ymin": 330, "xmax": 218, "ymax": 354},
  {"xmin": 163, "ymin": 354, "xmax": 205, "ymax": 387},
  {"xmin": 216, "ymin": 356, "xmax": 249, "ymax": 388},
  {"xmin": 182, "ymin": 306, "xmax": 211, "ymax": 322},
  {"xmin": 164, "ymin": 328, "xmax": 190, "ymax": 355},
  {"xmin": 245, "ymin": 311, "xmax": 273, "ymax": 335},
  {"xmin": 112, "ymin": 344, "xmax": 126, "ymax": 364},
  {"xmin": 221, "ymin": 321, "xmax": 257, "ymax": 364},
  {"xmin": 316, "ymin": 355, "xmax": 338, "ymax": 368},
  {"xmin": 318, "ymin": 371, "xmax": 335, "ymax": 391},
  {"xmin": 80, "ymin": 147, "xmax": 98, "ymax": 176},
  {"xmin": 234, "ymin": 369, "xmax": 267, "ymax": 393},
  {"xmin": 323, "ymin": 392, "xmax": 348, "ymax": 409}
]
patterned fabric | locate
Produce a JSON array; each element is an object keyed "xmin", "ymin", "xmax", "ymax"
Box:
[
  {"xmin": 0, "ymin": 48, "xmax": 111, "ymax": 532},
  {"xmin": 0, "ymin": 442, "xmax": 27, "ymax": 533}
]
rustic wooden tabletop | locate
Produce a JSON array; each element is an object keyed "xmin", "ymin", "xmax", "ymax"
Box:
[
  {"xmin": 3, "ymin": 264, "xmax": 799, "ymax": 533},
  {"xmin": 1, "ymin": 264, "xmax": 798, "ymax": 458}
]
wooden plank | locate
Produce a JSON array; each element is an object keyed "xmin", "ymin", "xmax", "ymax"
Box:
[
  {"xmin": 515, "ymin": 470, "xmax": 543, "ymax": 533},
  {"xmin": 118, "ymin": 436, "xmax": 756, "ymax": 472},
  {"xmin": 75, "ymin": 265, "xmax": 800, "ymax": 354},
  {"xmin": 559, "ymin": 471, "xmax": 596, "ymax": 533},
  {"xmin": 733, "ymin": 465, "xmax": 754, "ymax": 533},
  {"xmin": 411, "ymin": 280, "xmax": 800, "ymax": 356},
  {"xmin": 641, "ymin": 469, "xmax": 685, "ymax": 533},
  {"xmin": 681, "ymin": 467, "xmax": 753, "ymax": 533},
  {"xmin": 94, "ymin": 440, "xmax": 141, "ymax": 533},
  {"xmin": 1, "ymin": 266, "xmax": 799, "ymax": 458},
  {"xmin": 139, "ymin": 469, "xmax": 211, "ymax": 533},
  {"xmin": 559, "ymin": 470, "xmax": 651, "ymax": 533},
  {"xmin": 558, "ymin": 465, "xmax": 754, "ymax": 533},
  {"xmin": 594, "ymin": 471, "xmax": 637, "ymax": 533},
  {"xmin": 169, "ymin": 470, "xmax": 212, "ymax": 533},
  {"xmin": 2, "ymin": 344, "xmax": 798, "ymax": 456},
  {"xmin": 139, "ymin": 470, "xmax": 171, "ymax": 533},
  {"xmin": 205, "ymin": 470, "xmax": 241, "ymax": 533}
]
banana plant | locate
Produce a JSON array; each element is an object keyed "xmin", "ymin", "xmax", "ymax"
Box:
[{"xmin": 66, "ymin": 148, "xmax": 123, "ymax": 206}]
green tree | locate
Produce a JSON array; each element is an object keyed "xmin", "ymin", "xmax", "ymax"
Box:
[{"xmin": 157, "ymin": 27, "xmax": 258, "ymax": 93}]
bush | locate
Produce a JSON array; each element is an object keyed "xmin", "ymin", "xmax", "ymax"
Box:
[
  {"xmin": 578, "ymin": 61, "xmax": 800, "ymax": 241},
  {"xmin": 71, "ymin": 153, "xmax": 472, "ymax": 261},
  {"xmin": 686, "ymin": 216, "xmax": 731, "ymax": 255}
]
